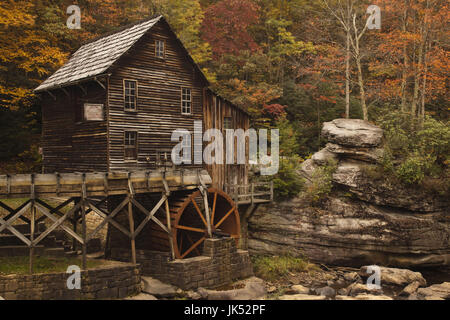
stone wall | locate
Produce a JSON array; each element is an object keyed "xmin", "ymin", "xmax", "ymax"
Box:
[
  {"xmin": 0, "ymin": 263, "xmax": 141, "ymax": 300},
  {"xmin": 111, "ymin": 238, "xmax": 254, "ymax": 290},
  {"xmin": 85, "ymin": 211, "xmax": 108, "ymax": 246}
]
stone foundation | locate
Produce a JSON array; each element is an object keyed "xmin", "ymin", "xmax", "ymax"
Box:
[
  {"xmin": 111, "ymin": 238, "xmax": 254, "ymax": 290},
  {"xmin": 0, "ymin": 263, "xmax": 140, "ymax": 300}
]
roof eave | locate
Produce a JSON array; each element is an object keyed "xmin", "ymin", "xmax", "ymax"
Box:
[{"xmin": 34, "ymin": 73, "xmax": 111, "ymax": 93}]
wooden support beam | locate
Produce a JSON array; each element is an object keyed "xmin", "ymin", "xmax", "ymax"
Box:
[
  {"xmin": 78, "ymin": 84, "xmax": 87, "ymax": 95},
  {"xmin": 86, "ymin": 197, "xmax": 131, "ymax": 240},
  {"xmin": 29, "ymin": 203, "xmax": 36, "ymax": 275},
  {"xmin": 60, "ymin": 87, "xmax": 70, "ymax": 98},
  {"xmin": 132, "ymin": 197, "xmax": 169, "ymax": 235},
  {"xmin": 81, "ymin": 199, "xmax": 87, "ymax": 270},
  {"xmin": 33, "ymin": 201, "xmax": 82, "ymax": 246},
  {"xmin": 46, "ymin": 90, "xmax": 56, "ymax": 101},
  {"xmin": 34, "ymin": 202, "xmax": 84, "ymax": 244},
  {"xmin": 35, "ymin": 198, "xmax": 73, "ymax": 223},
  {"xmin": 0, "ymin": 199, "xmax": 31, "ymax": 224},
  {"xmin": 165, "ymin": 198, "xmax": 175, "ymax": 260},
  {"xmin": 0, "ymin": 201, "xmax": 32, "ymax": 234},
  {"xmin": 127, "ymin": 173, "xmax": 136, "ymax": 265},
  {"xmin": 94, "ymin": 78, "xmax": 106, "ymax": 90},
  {"xmin": 198, "ymin": 177, "xmax": 212, "ymax": 238},
  {"xmin": 270, "ymin": 181, "xmax": 274, "ymax": 202},
  {"xmin": 128, "ymin": 200, "xmax": 136, "ymax": 265}
]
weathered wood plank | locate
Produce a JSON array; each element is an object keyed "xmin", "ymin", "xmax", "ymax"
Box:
[{"xmin": 0, "ymin": 170, "xmax": 212, "ymax": 199}]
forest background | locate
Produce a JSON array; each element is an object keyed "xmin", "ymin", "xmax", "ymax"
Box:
[{"xmin": 0, "ymin": 0, "xmax": 448, "ymax": 197}]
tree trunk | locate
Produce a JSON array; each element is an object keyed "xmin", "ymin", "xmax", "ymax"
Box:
[
  {"xmin": 400, "ymin": 1, "xmax": 409, "ymax": 112},
  {"xmin": 356, "ymin": 55, "xmax": 368, "ymax": 121},
  {"xmin": 345, "ymin": 26, "xmax": 351, "ymax": 118}
]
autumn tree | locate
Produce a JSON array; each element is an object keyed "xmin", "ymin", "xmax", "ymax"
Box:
[
  {"xmin": 201, "ymin": 0, "xmax": 260, "ymax": 58},
  {"xmin": 0, "ymin": 0, "xmax": 67, "ymax": 109}
]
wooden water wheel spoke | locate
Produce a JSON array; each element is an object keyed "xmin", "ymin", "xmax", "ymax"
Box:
[
  {"xmin": 175, "ymin": 225, "xmax": 205, "ymax": 233},
  {"xmin": 211, "ymin": 192, "xmax": 218, "ymax": 224},
  {"xmin": 191, "ymin": 198, "xmax": 208, "ymax": 228},
  {"xmin": 181, "ymin": 236, "xmax": 206, "ymax": 259},
  {"xmin": 186, "ymin": 233, "xmax": 201, "ymax": 256},
  {"xmin": 215, "ymin": 207, "xmax": 236, "ymax": 229}
]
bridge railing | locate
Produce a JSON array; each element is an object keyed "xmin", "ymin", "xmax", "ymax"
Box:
[{"xmin": 224, "ymin": 181, "xmax": 274, "ymax": 206}]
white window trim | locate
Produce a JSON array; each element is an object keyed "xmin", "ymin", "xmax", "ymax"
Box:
[
  {"xmin": 155, "ymin": 40, "xmax": 165, "ymax": 59},
  {"xmin": 124, "ymin": 130, "xmax": 139, "ymax": 162},
  {"xmin": 181, "ymin": 87, "xmax": 192, "ymax": 115},
  {"xmin": 123, "ymin": 79, "xmax": 138, "ymax": 112}
]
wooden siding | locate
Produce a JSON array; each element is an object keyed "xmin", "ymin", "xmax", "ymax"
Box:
[
  {"xmin": 203, "ymin": 90, "xmax": 250, "ymax": 190},
  {"xmin": 41, "ymin": 82, "xmax": 108, "ymax": 173},
  {"xmin": 40, "ymin": 19, "xmax": 250, "ymax": 190},
  {"xmin": 106, "ymin": 21, "xmax": 205, "ymax": 171}
]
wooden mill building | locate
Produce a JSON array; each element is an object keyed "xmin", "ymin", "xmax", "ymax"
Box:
[
  {"xmin": 31, "ymin": 15, "xmax": 272, "ymax": 265},
  {"xmin": 34, "ymin": 15, "xmax": 249, "ymax": 190}
]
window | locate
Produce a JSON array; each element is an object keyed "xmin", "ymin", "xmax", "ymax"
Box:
[
  {"xmin": 155, "ymin": 40, "xmax": 165, "ymax": 59},
  {"xmin": 181, "ymin": 88, "xmax": 192, "ymax": 115},
  {"xmin": 124, "ymin": 131, "xmax": 138, "ymax": 161},
  {"xmin": 224, "ymin": 117, "xmax": 233, "ymax": 130},
  {"xmin": 124, "ymin": 80, "xmax": 137, "ymax": 111}
]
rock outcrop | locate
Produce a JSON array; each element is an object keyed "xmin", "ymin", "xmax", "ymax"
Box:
[
  {"xmin": 248, "ymin": 119, "xmax": 450, "ymax": 268},
  {"xmin": 417, "ymin": 282, "xmax": 450, "ymax": 300}
]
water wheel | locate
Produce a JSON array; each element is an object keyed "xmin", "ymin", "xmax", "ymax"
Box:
[{"xmin": 168, "ymin": 188, "xmax": 240, "ymax": 259}]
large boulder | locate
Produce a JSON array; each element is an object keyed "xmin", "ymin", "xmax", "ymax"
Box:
[
  {"xmin": 141, "ymin": 277, "xmax": 178, "ymax": 298},
  {"xmin": 359, "ymin": 266, "xmax": 426, "ymax": 287},
  {"xmin": 299, "ymin": 158, "xmax": 318, "ymax": 184},
  {"xmin": 326, "ymin": 143, "xmax": 384, "ymax": 163},
  {"xmin": 332, "ymin": 161, "xmax": 448, "ymax": 212},
  {"xmin": 312, "ymin": 148, "xmax": 338, "ymax": 166},
  {"xmin": 322, "ymin": 119, "xmax": 383, "ymax": 148},
  {"xmin": 200, "ymin": 277, "xmax": 267, "ymax": 300},
  {"xmin": 417, "ymin": 282, "xmax": 450, "ymax": 300}
]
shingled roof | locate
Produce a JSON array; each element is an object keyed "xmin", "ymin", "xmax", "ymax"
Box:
[{"xmin": 35, "ymin": 16, "xmax": 164, "ymax": 92}]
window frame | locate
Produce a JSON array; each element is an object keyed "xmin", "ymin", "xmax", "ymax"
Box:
[
  {"xmin": 123, "ymin": 79, "xmax": 138, "ymax": 112},
  {"xmin": 124, "ymin": 130, "xmax": 138, "ymax": 162},
  {"xmin": 155, "ymin": 40, "xmax": 165, "ymax": 59},
  {"xmin": 181, "ymin": 87, "xmax": 192, "ymax": 115}
]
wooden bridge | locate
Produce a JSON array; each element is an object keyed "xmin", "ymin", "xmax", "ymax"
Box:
[
  {"xmin": 0, "ymin": 169, "xmax": 273, "ymax": 274},
  {"xmin": 0, "ymin": 169, "xmax": 212, "ymax": 273}
]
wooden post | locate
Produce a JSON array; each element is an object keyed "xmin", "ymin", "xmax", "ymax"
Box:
[
  {"xmin": 203, "ymin": 192, "xmax": 212, "ymax": 238},
  {"xmin": 72, "ymin": 198, "xmax": 78, "ymax": 252},
  {"xmin": 251, "ymin": 183, "xmax": 255, "ymax": 205},
  {"xmin": 128, "ymin": 199, "xmax": 136, "ymax": 265},
  {"xmin": 270, "ymin": 181, "xmax": 274, "ymax": 202},
  {"xmin": 29, "ymin": 174, "xmax": 35, "ymax": 275},
  {"xmin": 165, "ymin": 198, "xmax": 175, "ymax": 260},
  {"xmin": 127, "ymin": 173, "xmax": 137, "ymax": 265},
  {"xmin": 81, "ymin": 199, "xmax": 87, "ymax": 270},
  {"xmin": 81, "ymin": 174, "xmax": 87, "ymax": 270},
  {"xmin": 29, "ymin": 204, "xmax": 35, "ymax": 275}
]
